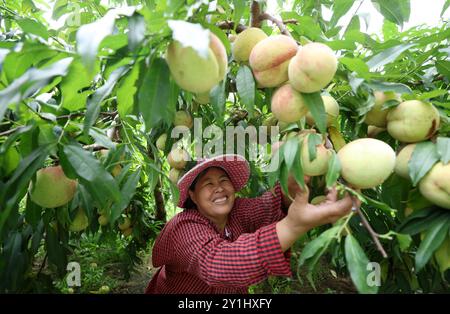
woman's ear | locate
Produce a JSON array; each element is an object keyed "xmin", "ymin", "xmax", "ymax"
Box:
[{"xmin": 188, "ymin": 190, "xmax": 197, "ymax": 205}]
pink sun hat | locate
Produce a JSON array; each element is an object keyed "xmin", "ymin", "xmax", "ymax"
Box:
[{"xmin": 176, "ymin": 154, "xmax": 250, "ymax": 208}]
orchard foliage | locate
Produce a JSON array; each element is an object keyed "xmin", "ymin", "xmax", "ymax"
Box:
[{"xmin": 0, "ymin": 0, "xmax": 449, "ymax": 293}]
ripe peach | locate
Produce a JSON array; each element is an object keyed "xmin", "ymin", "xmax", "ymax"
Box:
[
  {"xmin": 166, "ymin": 33, "xmax": 227, "ymax": 93},
  {"xmin": 387, "ymin": 100, "xmax": 440, "ymax": 143},
  {"xmin": 337, "ymin": 138, "xmax": 396, "ymax": 189},
  {"xmin": 419, "ymin": 162, "xmax": 450, "ymax": 209},
  {"xmin": 29, "ymin": 166, "xmax": 77, "ymax": 208},
  {"xmin": 249, "ymin": 35, "xmax": 298, "ymax": 88},
  {"xmin": 364, "ymin": 91, "xmax": 401, "ymax": 128},
  {"xmin": 288, "ymin": 42, "xmax": 337, "ymax": 93},
  {"xmin": 271, "ymin": 84, "xmax": 308, "ymax": 123},
  {"xmin": 232, "ymin": 27, "xmax": 267, "ymax": 62}
]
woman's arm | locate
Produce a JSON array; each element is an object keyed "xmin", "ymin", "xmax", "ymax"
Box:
[{"xmin": 277, "ymin": 185, "xmax": 356, "ymax": 252}]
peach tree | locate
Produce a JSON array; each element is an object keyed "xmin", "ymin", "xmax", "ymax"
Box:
[{"xmin": 0, "ymin": 0, "xmax": 449, "ymax": 293}]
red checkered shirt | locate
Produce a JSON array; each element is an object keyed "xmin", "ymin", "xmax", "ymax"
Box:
[{"xmin": 145, "ymin": 183, "xmax": 292, "ymax": 294}]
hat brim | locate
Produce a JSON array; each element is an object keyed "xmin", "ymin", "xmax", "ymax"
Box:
[{"xmin": 176, "ymin": 154, "xmax": 250, "ymax": 208}]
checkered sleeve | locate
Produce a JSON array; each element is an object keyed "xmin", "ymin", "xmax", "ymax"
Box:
[
  {"xmin": 153, "ymin": 214, "xmax": 292, "ymax": 289},
  {"xmin": 237, "ymin": 182, "xmax": 286, "ymax": 232}
]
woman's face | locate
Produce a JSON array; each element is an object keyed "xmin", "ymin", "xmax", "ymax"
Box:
[{"xmin": 188, "ymin": 167, "xmax": 236, "ymax": 224}]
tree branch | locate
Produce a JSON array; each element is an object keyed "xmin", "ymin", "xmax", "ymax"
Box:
[
  {"xmin": 259, "ymin": 12, "xmax": 292, "ymax": 37},
  {"xmin": 353, "ymin": 198, "xmax": 388, "ymax": 258},
  {"xmin": 250, "ymin": 1, "xmax": 262, "ymax": 28},
  {"xmin": 248, "ymin": 1, "xmax": 293, "ymax": 37},
  {"xmin": 153, "ymin": 179, "xmax": 166, "ymax": 222},
  {"xmin": 217, "ymin": 21, "xmax": 247, "ymax": 33}
]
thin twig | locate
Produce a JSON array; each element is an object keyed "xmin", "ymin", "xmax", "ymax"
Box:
[
  {"xmin": 0, "ymin": 126, "xmax": 21, "ymax": 137},
  {"xmin": 259, "ymin": 13, "xmax": 292, "ymax": 37},
  {"xmin": 353, "ymin": 198, "xmax": 388, "ymax": 258},
  {"xmin": 249, "ymin": 1, "xmax": 293, "ymax": 37}
]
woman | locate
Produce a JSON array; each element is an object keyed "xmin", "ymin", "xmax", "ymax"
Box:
[{"xmin": 145, "ymin": 154, "xmax": 355, "ymax": 294}]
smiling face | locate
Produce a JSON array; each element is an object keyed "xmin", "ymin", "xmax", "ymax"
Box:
[{"xmin": 188, "ymin": 167, "xmax": 236, "ymax": 230}]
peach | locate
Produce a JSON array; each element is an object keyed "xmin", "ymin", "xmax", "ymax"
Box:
[
  {"xmin": 288, "ymin": 42, "xmax": 337, "ymax": 93},
  {"xmin": 271, "ymin": 84, "xmax": 308, "ymax": 123},
  {"xmin": 166, "ymin": 33, "xmax": 227, "ymax": 93},
  {"xmin": 29, "ymin": 166, "xmax": 77, "ymax": 208},
  {"xmin": 364, "ymin": 91, "xmax": 401, "ymax": 128},
  {"xmin": 394, "ymin": 144, "xmax": 416, "ymax": 179},
  {"xmin": 419, "ymin": 162, "xmax": 450, "ymax": 209},
  {"xmin": 232, "ymin": 27, "xmax": 267, "ymax": 62},
  {"xmin": 337, "ymin": 138, "xmax": 396, "ymax": 189},
  {"xmin": 387, "ymin": 100, "xmax": 440, "ymax": 143},
  {"xmin": 249, "ymin": 35, "xmax": 298, "ymax": 88}
]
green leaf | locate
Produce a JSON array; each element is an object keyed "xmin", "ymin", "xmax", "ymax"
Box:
[
  {"xmin": 0, "ymin": 57, "xmax": 73, "ymax": 121},
  {"xmin": 301, "ymin": 92, "xmax": 327, "ymax": 134},
  {"xmin": 24, "ymin": 194, "xmax": 42, "ymax": 229},
  {"xmin": 233, "ymin": 0, "xmax": 246, "ymax": 27},
  {"xmin": 291, "ymin": 17, "xmax": 324, "ymax": 41},
  {"xmin": 436, "ymin": 137, "xmax": 450, "ymax": 164},
  {"xmin": 138, "ymin": 58, "xmax": 171, "ymax": 130},
  {"xmin": 210, "ymin": 80, "xmax": 226, "ymax": 123},
  {"xmin": 283, "ymin": 137, "xmax": 299, "ymax": 171},
  {"xmin": 339, "ymin": 57, "xmax": 370, "ymax": 79},
  {"xmin": 366, "ymin": 43, "xmax": 414, "ymax": 70},
  {"xmin": 128, "ymin": 13, "xmax": 146, "ymax": 52},
  {"xmin": 371, "ymin": 0, "xmax": 410, "ymax": 27},
  {"xmin": 76, "ymin": 8, "xmax": 135, "ymax": 70},
  {"xmin": 326, "ymin": 151, "xmax": 341, "ymax": 188},
  {"xmin": 84, "ymin": 66, "xmax": 129, "ymax": 133},
  {"xmin": 396, "ymin": 233, "xmax": 412, "ymax": 252},
  {"xmin": 331, "ymin": 0, "xmax": 355, "ymax": 27},
  {"xmin": 60, "ymin": 58, "xmax": 96, "ymax": 111},
  {"xmin": 0, "ymin": 125, "xmax": 34, "ymax": 155},
  {"xmin": 279, "ymin": 161, "xmax": 289, "ymax": 198},
  {"xmin": 406, "ymin": 188, "xmax": 434, "ymax": 211},
  {"xmin": 298, "ymin": 227, "xmax": 339, "ymax": 268},
  {"xmin": 307, "ymin": 133, "xmax": 322, "ymax": 162},
  {"xmin": 345, "ymin": 234, "xmax": 378, "ymax": 294},
  {"xmin": 88, "ymin": 127, "xmax": 116, "ymax": 150},
  {"xmin": 110, "ymin": 168, "xmax": 141, "ymax": 222},
  {"xmin": 117, "ymin": 61, "xmax": 140, "ymax": 119},
  {"xmin": 441, "ymin": 0, "xmax": 450, "ymax": 17},
  {"xmin": 365, "ymin": 195, "xmax": 397, "ymax": 215},
  {"xmin": 45, "ymin": 225, "xmax": 67, "ymax": 274},
  {"xmin": 366, "ymin": 81, "xmax": 412, "ymax": 94},
  {"xmin": 417, "ymin": 89, "xmax": 448, "ymax": 101},
  {"xmin": 16, "ymin": 18, "xmax": 49, "ymax": 40},
  {"xmin": 382, "ymin": 20, "xmax": 399, "ymax": 41},
  {"xmin": 62, "ymin": 143, "xmax": 121, "ymax": 207},
  {"xmin": 409, "ymin": 141, "xmax": 440, "ymax": 186},
  {"xmin": 436, "ymin": 60, "xmax": 450, "ymax": 79},
  {"xmin": 52, "ymin": 0, "xmax": 68, "ymax": 20},
  {"xmin": 290, "ymin": 141, "xmax": 306, "ymax": 189},
  {"xmin": 398, "ymin": 208, "xmax": 447, "ymax": 235},
  {"xmin": 415, "ymin": 217, "xmax": 449, "ymax": 272},
  {"xmin": 381, "ymin": 99, "xmax": 401, "ymax": 110},
  {"xmin": 236, "ymin": 65, "xmax": 255, "ymax": 118}
]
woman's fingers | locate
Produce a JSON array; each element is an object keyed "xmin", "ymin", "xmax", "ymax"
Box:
[
  {"xmin": 325, "ymin": 186, "xmax": 338, "ymax": 202},
  {"xmin": 317, "ymin": 194, "xmax": 353, "ymax": 218}
]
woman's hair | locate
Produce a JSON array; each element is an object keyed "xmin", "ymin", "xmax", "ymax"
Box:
[{"xmin": 183, "ymin": 166, "xmax": 227, "ymax": 209}]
